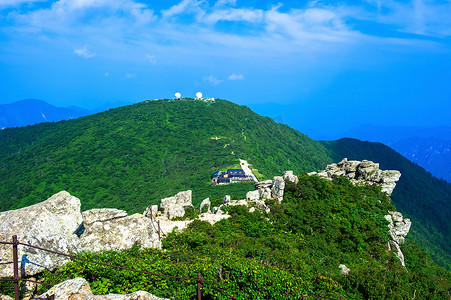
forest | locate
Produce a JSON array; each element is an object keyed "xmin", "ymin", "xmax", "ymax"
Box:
[{"xmin": 0, "ymin": 98, "xmax": 449, "ymax": 270}]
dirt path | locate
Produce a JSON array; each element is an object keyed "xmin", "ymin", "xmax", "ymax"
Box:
[{"xmin": 239, "ymin": 159, "xmax": 258, "ymax": 182}]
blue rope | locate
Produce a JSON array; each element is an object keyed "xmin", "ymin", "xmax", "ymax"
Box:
[{"xmin": 20, "ymin": 254, "xmax": 48, "ymax": 274}]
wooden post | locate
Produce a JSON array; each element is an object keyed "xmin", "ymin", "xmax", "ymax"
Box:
[
  {"xmin": 157, "ymin": 220, "xmax": 161, "ymax": 241},
  {"xmin": 12, "ymin": 235, "xmax": 20, "ymax": 300},
  {"xmin": 197, "ymin": 273, "xmax": 202, "ymax": 300}
]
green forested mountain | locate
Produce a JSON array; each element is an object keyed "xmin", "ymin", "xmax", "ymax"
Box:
[
  {"xmin": 322, "ymin": 138, "xmax": 451, "ymax": 269},
  {"xmin": 0, "ymin": 99, "xmax": 450, "ymax": 270},
  {"xmin": 0, "ymin": 99, "xmax": 330, "ymax": 212}
]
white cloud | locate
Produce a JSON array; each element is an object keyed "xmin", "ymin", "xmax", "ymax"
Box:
[
  {"xmin": 125, "ymin": 73, "xmax": 136, "ymax": 78},
  {"xmin": 205, "ymin": 75, "xmax": 223, "ymax": 85},
  {"xmin": 228, "ymin": 73, "xmax": 243, "ymax": 80},
  {"xmin": 73, "ymin": 46, "xmax": 96, "ymax": 58},
  {"xmin": 365, "ymin": 0, "xmax": 451, "ymax": 36},
  {"xmin": 215, "ymin": 0, "xmax": 236, "ymax": 7},
  {"xmin": 145, "ymin": 54, "xmax": 156, "ymax": 65},
  {"xmin": 162, "ymin": 0, "xmax": 204, "ymax": 19},
  {"xmin": 203, "ymin": 8, "xmax": 263, "ymax": 23}
]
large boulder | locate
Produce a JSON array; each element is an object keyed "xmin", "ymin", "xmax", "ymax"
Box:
[
  {"xmin": 38, "ymin": 277, "xmax": 169, "ymax": 300},
  {"xmin": 159, "ymin": 190, "xmax": 193, "ymax": 219},
  {"xmin": 0, "ymin": 191, "xmax": 83, "ymax": 277},
  {"xmin": 199, "ymin": 198, "xmax": 211, "ymax": 213},
  {"xmin": 254, "ymin": 176, "xmax": 286, "ymax": 203},
  {"xmin": 385, "ymin": 211, "xmax": 411, "ymax": 266},
  {"xmin": 245, "ymin": 190, "xmax": 259, "ymax": 201},
  {"xmin": 271, "ymin": 176, "xmax": 285, "ymax": 203},
  {"xmin": 309, "ymin": 158, "xmax": 401, "ymax": 195},
  {"xmin": 80, "ymin": 213, "xmax": 160, "ymax": 252},
  {"xmin": 283, "ymin": 171, "xmax": 299, "ymax": 184}
]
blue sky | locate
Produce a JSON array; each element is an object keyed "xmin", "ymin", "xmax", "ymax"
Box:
[{"xmin": 1, "ymin": 0, "xmax": 450, "ymax": 138}]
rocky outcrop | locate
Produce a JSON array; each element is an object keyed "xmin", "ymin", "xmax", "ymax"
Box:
[
  {"xmin": 160, "ymin": 190, "xmax": 193, "ymax": 219},
  {"xmin": 339, "ymin": 264, "xmax": 350, "ymax": 275},
  {"xmin": 212, "ymin": 197, "xmax": 270, "ymax": 216},
  {"xmin": 283, "ymin": 171, "xmax": 299, "ymax": 184},
  {"xmin": 199, "ymin": 198, "xmax": 211, "ymax": 213},
  {"xmin": 308, "ymin": 158, "xmax": 401, "ymax": 195},
  {"xmin": 0, "ymin": 191, "xmax": 83, "ymax": 277},
  {"xmin": 80, "ymin": 213, "xmax": 160, "ymax": 252},
  {"xmin": 245, "ymin": 190, "xmax": 260, "ymax": 201},
  {"xmin": 0, "ymin": 192, "xmax": 160, "ymax": 277},
  {"xmin": 143, "ymin": 205, "xmax": 158, "ymax": 219},
  {"xmin": 38, "ymin": 277, "xmax": 168, "ymax": 300},
  {"xmin": 385, "ymin": 211, "xmax": 411, "ymax": 266},
  {"xmin": 223, "ymin": 195, "xmax": 231, "ymax": 205},
  {"xmin": 255, "ymin": 176, "xmax": 286, "ymax": 203}
]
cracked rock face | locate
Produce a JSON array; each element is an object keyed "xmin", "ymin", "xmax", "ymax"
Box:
[
  {"xmin": 283, "ymin": 171, "xmax": 299, "ymax": 184},
  {"xmin": 80, "ymin": 213, "xmax": 160, "ymax": 252},
  {"xmin": 0, "ymin": 192, "xmax": 161, "ymax": 277},
  {"xmin": 255, "ymin": 177, "xmax": 286, "ymax": 203},
  {"xmin": 83, "ymin": 209, "xmax": 128, "ymax": 225},
  {"xmin": 385, "ymin": 211, "xmax": 411, "ymax": 266},
  {"xmin": 309, "ymin": 158, "xmax": 401, "ymax": 195},
  {"xmin": 0, "ymin": 191, "xmax": 83, "ymax": 277},
  {"xmin": 160, "ymin": 190, "xmax": 193, "ymax": 219}
]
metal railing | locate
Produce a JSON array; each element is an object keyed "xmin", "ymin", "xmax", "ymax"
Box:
[{"xmin": 0, "ymin": 235, "xmax": 238, "ymax": 300}]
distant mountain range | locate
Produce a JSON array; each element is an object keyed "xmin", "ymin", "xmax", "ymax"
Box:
[
  {"xmin": 329, "ymin": 125, "xmax": 451, "ymax": 182},
  {"xmin": 0, "ymin": 98, "xmax": 91, "ymax": 129}
]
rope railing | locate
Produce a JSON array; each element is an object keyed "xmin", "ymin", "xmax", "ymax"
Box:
[{"xmin": 0, "ymin": 235, "xmax": 239, "ymax": 300}]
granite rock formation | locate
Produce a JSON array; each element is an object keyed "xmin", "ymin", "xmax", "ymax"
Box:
[
  {"xmin": 159, "ymin": 190, "xmax": 193, "ymax": 219},
  {"xmin": 38, "ymin": 277, "xmax": 168, "ymax": 300},
  {"xmin": 385, "ymin": 211, "xmax": 411, "ymax": 266},
  {"xmin": 308, "ymin": 158, "xmax": 401, "ymax": 195},
  {"xmin": 0, "ymin": 191, "xmax": 83, "ymax": 277}
]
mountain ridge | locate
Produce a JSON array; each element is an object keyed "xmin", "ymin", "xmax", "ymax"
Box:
[
  {"xmin": 0, "ymin": 98, "xmax": 449, "ymax": 269},
  {"xmin": 0, "ymin": 98, "xmax": 91, "ymax": 129}
]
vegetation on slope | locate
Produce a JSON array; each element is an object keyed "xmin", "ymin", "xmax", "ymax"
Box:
[
  {"xmin": 322, "ymin": 138, "xmax": 451, "ymax": 269},
  {"xmin": 1, "ymin": 100, "xmax": 449, "ymax": 270},
  {"xmin": 0, "ymin": 99, "xmax": 330, "ymax": 213},
  {"xmin": 22, "ymin": 175, "xmax": 449, "ymax": 299}
]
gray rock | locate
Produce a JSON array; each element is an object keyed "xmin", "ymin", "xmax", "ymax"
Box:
[
  {"xmin": 0, "ymin": 191, "xmax": 83, "ymax": 277},
  {"xmin": 83, "ymin": 209, "xmax": 128, "ymax": 225},
  {"xmin": 160, "ymin": 190, "xmax": 193, "ymax": 219},
  {"xmin": 223, "ymin": 195, "xmax": 231, "ymax": 205},
  {"xmin": 199, "ymin": 198, "xmax": 211, "ymax": 213},
  {"xmin": 339, "ymin": 264, "xmax": 350, "ymax": 275},
  {"xmin": 0, "ymin": 295, "xmax": 13, "ymax": 300},
  {"xmin": 80, "ymin": 214, "xmax": 160, "ymax": 252},
  {"xmin": 271, "ymin": 176, "xmax": 285, "ymax": 203},
  {"xmin": 38, "ymin": 277, "xmax": 168, "ymax": 300},
  {"xmin": 309, "ymin": 158, "xmax": 401, "ymax": 195},
  {"xmin": 385, "ymin": 211, "xmax": 411, "ymax": 266},
  {"xmin": 143, "ymin": 205, "xmax": 159, "ymax": 219},
  {"xmin": 38, "ymin": 277, "xmax": 93, "ymax": 300},
  {"xmin": 245, "ymin": 190, "xmax": 260, "ymax": 201},
  {"xmin": 283, "ymin": 171, "xmax": 299, "ymax": 184}
]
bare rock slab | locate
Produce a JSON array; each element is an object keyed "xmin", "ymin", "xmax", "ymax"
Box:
[
  {"xmin": 39, "ymin": 277, "xmax": 169, "ymax": 300},
  {"xmin": 0, "ymin": 191, "xmax": 83, "ymax": 277}
]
